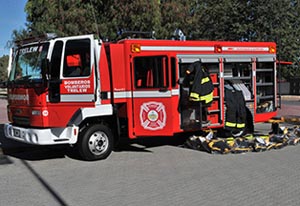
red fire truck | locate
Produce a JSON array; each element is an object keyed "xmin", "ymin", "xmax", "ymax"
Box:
[{"xmin": 3, "ymin": 34, "xmax": 277, "ymax": 160}]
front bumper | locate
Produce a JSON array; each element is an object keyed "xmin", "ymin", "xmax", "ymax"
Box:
[{"xmin": 4, "ymin": 123, "xmax": 79, "ymax": 145}]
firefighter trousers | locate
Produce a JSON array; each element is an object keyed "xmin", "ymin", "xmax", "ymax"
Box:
[{"xmin": 225, "ymin": 89, "xmax": 247, "ymax": 132}]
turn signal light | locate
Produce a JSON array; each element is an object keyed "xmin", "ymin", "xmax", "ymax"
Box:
[
  {"xmin": 269, "ymin": 46, "xmax": 276, "ymax": 53},
  {"xmin": 131, "ymin": 44, "xmax": 141, "ymax": 53},
  {"xmin": 214, "ymin": 45, "xmax": 222, "ymax": 53}
]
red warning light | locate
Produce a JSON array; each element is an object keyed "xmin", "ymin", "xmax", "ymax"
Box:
[{"xmin": 214, "ymin": 45, "xmax": 222, "ymax": 53}]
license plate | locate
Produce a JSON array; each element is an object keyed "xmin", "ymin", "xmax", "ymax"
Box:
[{"xmin": 13, "ymin": 129, "xmax": 21, "ymax": 137}]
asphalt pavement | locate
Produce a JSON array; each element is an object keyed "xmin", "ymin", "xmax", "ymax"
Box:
[
  {"xmin": 0, "ymin": 97, "xmax": 300, "ymax": 205},
  {"xmin": 1, "ymin": 122, "xmax": 300, "ymax": 206}
]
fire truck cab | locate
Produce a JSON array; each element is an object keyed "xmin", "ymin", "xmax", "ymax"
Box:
[{"xmin": 4, "ymin": 34, "xmax": 277, "ymax": 160}]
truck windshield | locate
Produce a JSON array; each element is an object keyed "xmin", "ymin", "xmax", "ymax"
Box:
[{"xmin": 9, "ymin": 43, "xmax": 49, "ymax": 83}]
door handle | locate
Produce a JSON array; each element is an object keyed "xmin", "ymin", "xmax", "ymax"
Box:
[{"xmin": 159, "ymin": 88, "xmax": 168, "ymax": 92}]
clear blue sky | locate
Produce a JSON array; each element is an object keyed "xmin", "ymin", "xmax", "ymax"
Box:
[{"xmin": 0, "ymin": 0, "xmax": 27, "ymax": 57}]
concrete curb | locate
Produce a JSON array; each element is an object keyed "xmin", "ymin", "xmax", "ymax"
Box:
[
  {"xmin": 269, "ymin": 115, "xmax": 300, "ymax": 124},
  {"xmin": 281, "ymin": 95, "xmax": 300, "ymax": 101}
]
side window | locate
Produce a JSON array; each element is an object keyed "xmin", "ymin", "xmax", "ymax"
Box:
[
  {"xmin": 50, "ymin": 41, "xmax": 63, "ymax": 79},
  {"xmin": 134, "ymin": 56, "xmax": 169, "ymax": 89},
  {"xmin": 171, "ymin": 57, "xmax": 177, "ymax": 88},
  {"xmin": 63, "ymin": 39, "xmax": 91, "ymax": 78}
]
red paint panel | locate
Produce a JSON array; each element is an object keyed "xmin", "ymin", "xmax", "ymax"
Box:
[{"xmin": 132, "ymin": 98, "xmax": 173, "ymax": 136}]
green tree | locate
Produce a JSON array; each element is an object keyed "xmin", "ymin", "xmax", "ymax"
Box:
[
  {"xmin": 10, "ymin": 0, "xmax": 300, "ymax": 70},
  {"xmin": 242, "ymin": 0, "xmax": 300, "ymax": 63},
  {"xmin": 159, "ymin": 0, "xmax": 190, "ymax": 39},
  {"xmin": 22, "ymin": 0, "xmax": 162, "ymax": 40},
  {"xmin": 241, "ymin": 0, "xmax": 300, "ymax": 78},
  {"xmin": 24, "ymin": 0, "xmax": 97, "ymax": 37},
  {"xmin": 0, "ymin": 55, "xmax": 9, "ymax": 82},
  {"xmin": 104, "ymin": 0, "xmax": 161, "ymax": 40}
]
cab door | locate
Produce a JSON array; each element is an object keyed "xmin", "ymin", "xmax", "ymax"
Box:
[
  {"xmin": 47, "ymin": 35, "xmax": 96, "ymax": 127},
  {"xmin": 131, "ymin": 55, "xmax": 174, "ymax": 136}
]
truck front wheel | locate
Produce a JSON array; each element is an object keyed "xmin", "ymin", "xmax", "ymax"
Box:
[{"xmin": 77, "ymin": 124, "xmax": 114, "ymax": 161}]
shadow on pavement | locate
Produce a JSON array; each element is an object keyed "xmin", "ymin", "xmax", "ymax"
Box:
[
  {"xmin": 3, "ymin": 145, "xmax": 77, "ymax": 161},
  {"xmin": 0, "ymin": 124, "xmax": 80, "ymax": 161},
  {"xmin": 20, "ymin": 159, "xmax": 69, "ymax": 206},
  {"xmin": 115, "ymin": 134, "xmax": 189, "ymax": 153},
  {"xmin": 0, "ymin": 153, "xmax": 13, "ymax": 165},
  {"xmin": 0, "ymin": 124, "xmax": 190, "ymax": 161},
  {"xmin": 0, "ymin": 125, "xmax": 70, "ymax": 205}
]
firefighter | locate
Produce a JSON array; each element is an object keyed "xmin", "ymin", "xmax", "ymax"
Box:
[{"xmin": 183, "ymin": 61, "xmax": 214, "ymax": 124}]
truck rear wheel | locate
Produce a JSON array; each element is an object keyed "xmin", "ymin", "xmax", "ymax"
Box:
[{"xmin": 77, "ymin": 124, "xmax": 114, "ymax": 161}]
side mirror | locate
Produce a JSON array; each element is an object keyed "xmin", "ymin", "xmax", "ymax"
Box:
[{"xmin": 48, "ymin": 79, "xmax": 61, "ymax": 103}]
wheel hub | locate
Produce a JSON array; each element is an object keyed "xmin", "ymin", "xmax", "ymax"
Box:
[{"xmin": 88, "ymin": 131, "xmax": 109, "ymax": 155}]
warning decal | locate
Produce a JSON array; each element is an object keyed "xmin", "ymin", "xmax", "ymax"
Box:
[
  {"xmin": 64, "ymin": 80, "xmax": 91, "ymax": 93},
  {"xmin": 140, "ymin": 101, "xmax": 166, "ymax": 131}
]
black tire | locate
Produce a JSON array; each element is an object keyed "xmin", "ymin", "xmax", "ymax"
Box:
[{"xmin": 77, "ymin": 124, "xmax": 114, "ymax": 161}]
